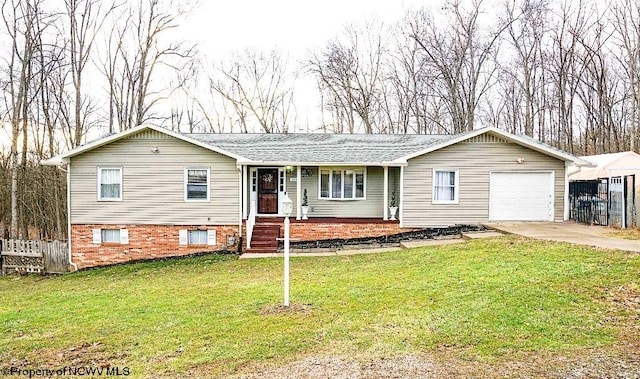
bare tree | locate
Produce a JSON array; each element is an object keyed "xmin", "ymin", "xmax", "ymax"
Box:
[
  {"xmin": 309, "ymin": 22, "xmax": 387, "ymax": 133},
  {"xmin": 64, "ymin": 0, "xmax": 115, "ymax": 146},
  {"xmin": 208, "ymin": 49, "xmax": 296, "ymax": 133},
  {"xmin": 99, "ymin": 0, "xmax": 194, "ymax": 132},
  {"xmin": 611, "ymin": 0, "xmax": 640, "ymax": 151},
  {"xmin": 1, "ymin": 0, "xmax": 40, "ymax": 238},
  {"xmin": 410, "ymin": 0, "xmax": 510, "ymax": 133}
]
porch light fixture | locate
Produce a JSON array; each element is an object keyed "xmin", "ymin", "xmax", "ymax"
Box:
[
  {"xmin": 150, "ymin": 146, "xmax": 159, "ymax": 154},
  {"xmin": 516, "ymin": 156, "xmax": 524, "ymax": 164},
  {"xmin": 282, "ymin": 193, "xmax": 293, "ymax": 307},
  {"xmin": 283, "ymin": 194, "xmax": 293, "ymax": 217}
]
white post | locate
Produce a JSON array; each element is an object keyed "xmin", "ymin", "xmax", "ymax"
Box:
[
  {"xmin": 399, "ymin": 165, "xmax": 405, "ymax": 228},
  {"xmin": 296, "ymin": 165, "xmax": 302, "ymax": 220},
  {"xmin": 282, "ymin": 193, "xmax": 292, "ymax": 307},
  {"xmin": 284, "ymin": 215, "xmax": 290, "ymax": 307},
  {"xmin": 564, "ymin": 161, "xmax": 570, "ymax": 221},
  {"xmin": 383, "ymin": 166, "xmax": 389, "ymax": 220},
  {"xmin": 242, "ymin": 165, "xmax": 248, "ymax": 219}
]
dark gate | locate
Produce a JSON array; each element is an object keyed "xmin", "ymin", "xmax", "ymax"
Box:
[
  {"xmin": 625, "ymin": 175, "xmax": 637, "ymax": 228},
  {"xmin": 569, "ymin": 179, "xmax": 608, "ymax": 225}
]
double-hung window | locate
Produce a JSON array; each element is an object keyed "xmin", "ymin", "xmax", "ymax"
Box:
[
  {"xmin": 319, "ymin": 168, "xmax": 365, "ymax": 200},
  {"xmin": 432, "ymin": 169, "xmax": 459, "ymax": 204},
  {"xmin": 98, "ymin": 167, "xmax": 122, "ymax": 201},
  {"xmin": 185, "ymin": 168, "xmax": 210, "ymax": 201}
]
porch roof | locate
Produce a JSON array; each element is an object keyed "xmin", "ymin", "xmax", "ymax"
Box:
[{"xmin": 186, "ymin": 132, "xmax": 459, "ymax": 165}]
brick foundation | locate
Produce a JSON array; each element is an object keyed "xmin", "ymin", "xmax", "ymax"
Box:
[
  {"xmin": 289, "ymin": 220, "xmax": 407, "ymax": 241},
  {"xmin": 71, "ymin": 224, "xmax": 240, "ymax": 269}
]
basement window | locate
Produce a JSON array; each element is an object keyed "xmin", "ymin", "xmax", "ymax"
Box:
[
  {"xmin": 179, "ymin": 229, "xmax": 216, "ymax": 246},
  {"xmin": 92, "ymin": 228, "xmax": 129, "ymax": 245},
  {"xmin": 188, "ymin": 230, "xmax": 207, "ymax": 245}
]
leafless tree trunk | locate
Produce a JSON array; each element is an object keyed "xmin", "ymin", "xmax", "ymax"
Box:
[
  {"xmin": 208, "ymin": 49, "xmax": 296, "ymax": 133},
  {"xmin": 309, "ymin": 22, "xmax": 386, "ymax": 133},
  {"xmin": 612, "ymin": 0, "xmax": 640, "ymax": 151},
  {"xmin": 410, "ymin": 0, "xmax": 510, "ymax": 133}
]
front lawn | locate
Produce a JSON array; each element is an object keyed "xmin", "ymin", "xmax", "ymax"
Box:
[{"xmin": 1, "ymin": 237, "xmax": 638, "ymax": 377}]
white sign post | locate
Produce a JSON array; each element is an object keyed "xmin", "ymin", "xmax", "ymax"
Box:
[{"xmin": 282, "ymin": 193, "xmax": 293, "ymax": 307}]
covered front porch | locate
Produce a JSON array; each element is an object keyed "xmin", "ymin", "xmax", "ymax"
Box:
[{"xmin": 240, "ymin": 165, "xmax": 404, "ymax": 251}]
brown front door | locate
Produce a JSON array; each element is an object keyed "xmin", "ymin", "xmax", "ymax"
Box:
[{"xmin": 258, "ymin": 168, "xmax": 278, "ymax": 214}]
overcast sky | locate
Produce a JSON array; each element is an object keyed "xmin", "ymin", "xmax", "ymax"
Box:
[
  {"xmin": 180, "ymin": 0, "xmax": 444, "ymax": 131},
  {"xmin": 185, "ymin": 0, "xmax": 433, "ymax": 58}
]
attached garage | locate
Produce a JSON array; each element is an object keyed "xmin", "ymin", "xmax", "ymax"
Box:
[{"xmin": 489, "ymin": 172, "xmax": 554, "ymax": 221}]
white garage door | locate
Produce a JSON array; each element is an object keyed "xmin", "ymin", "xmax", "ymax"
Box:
[{"xmin": 489, "ymin": 172, "xmax": 554, "ymax": 221}]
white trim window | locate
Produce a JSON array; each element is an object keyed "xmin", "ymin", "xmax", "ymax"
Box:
[
  {"xmin": 188, "ymin": 230, "xmax": 207, "ymax": 245},
  {"xmin": 179, "ymin": 229, "xmax": 217, "ymax": 246},
  {"xmin": 92, "ymin": 228, "xmax": 129, "ymax": 245},
  {"xmin": 185, "ymin": 168, "xmax": 210, "ymax": 201},
  {"xmin": 432, "ymin": 169, "xmax": 459, "ymax": 204},
  {"xmin": 319, "ymin": 168, "xmax": 366, "ymax": 200},
  {"xmin": 98, "ymin": 167, "xmax": 122, "ymax": 201}
]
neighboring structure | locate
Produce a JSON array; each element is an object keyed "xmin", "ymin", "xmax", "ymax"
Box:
[
  {"xmin": 43, "ymin": 125, "xmax": 589, "ymax": 269},
  {"xmin": 569, "ymin": 151, "xmax": 639, "ymax": 228}
]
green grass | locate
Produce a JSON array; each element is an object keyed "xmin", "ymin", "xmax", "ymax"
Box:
[{"xmin": 1, "ymin": 237, "xmax": 638, "ymax": 377}]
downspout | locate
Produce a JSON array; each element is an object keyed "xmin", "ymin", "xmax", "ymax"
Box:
[{"xmin": 59, "ymin": 163, "xmax": 78, "ymax": 272}]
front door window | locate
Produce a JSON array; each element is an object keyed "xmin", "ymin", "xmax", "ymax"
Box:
[{"xmin": 258, "ymin": 168, "xmax": 279, "ymax": 214}]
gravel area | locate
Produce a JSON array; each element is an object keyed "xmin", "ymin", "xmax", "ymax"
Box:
[{"xmin": 228, "ymin": 349, "xmax": 640, "ymax": 379}]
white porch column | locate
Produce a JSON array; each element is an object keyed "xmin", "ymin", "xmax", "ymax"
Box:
[
  {"xmin": 399, "ymin": 166, "xmax": 405, "ymax": 228},
  {"xmin": 564, "ymin": 161, "xmax": 570, "ymax": 221},
  {"xmin": 296, "ymin": 165, "xmax": 302, "ymax": 220},
  {"xmin": 242, "ymin": 165, "xmax": 248, "ymax": 219},
  {"xmin": 238, "ymin": 165, "xmax": 243, "ymax": 238},
  {"xmin": 383, "ymin": 166, "xmax": 389, "ymax": 220}
]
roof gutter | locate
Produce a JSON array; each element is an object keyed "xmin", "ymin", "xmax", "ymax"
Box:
[{"xmin": 236, "ymin": 160, "xmax": 408, "ymax": 167}]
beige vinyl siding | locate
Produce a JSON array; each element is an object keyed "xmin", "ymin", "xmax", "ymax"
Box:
[
  {"xmin": 403, "ymin": 140, "xmax": 565, "ymax": 228},
  {"xmin": 70, "ymin": 131, "xmax": 239, "ymax": 225},
  {"xmin": 284, "ymin": 166, "xmax": 391, "ymax": 218}
]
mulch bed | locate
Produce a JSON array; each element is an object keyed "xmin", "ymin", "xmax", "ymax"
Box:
[{"xmin": 287, "ymin": 225, "xmax": 488, "ymax": 250}]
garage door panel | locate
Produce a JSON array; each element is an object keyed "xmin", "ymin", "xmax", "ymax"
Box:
[{"xmin": 490, "ymin": 172, "xmax": 553, "ymax": 221}]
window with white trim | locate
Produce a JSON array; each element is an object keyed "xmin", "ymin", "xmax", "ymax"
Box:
[
  {"xmin": 185, "ymin": 168, "xmax": 210, "ymax": 201},
  {"xmin": 92, "ymin": 228, "xmax": 129, "ymax": 245},
  {"xmin": 101, "ymin": 229, "xmax": 120, "ymax": 243},
  {"xmin": 319, "ymin": 168, "xmax": 365, "ymax": 200},
  {"xmin": 98, "ymin": 167, "xmax": 122, "ymax": 201},
  {"xmin": 188, "ymin": 230, "xmax": 207, "ymax": 245},
  {"xmin": 432, "ymin": 169, "xmax": 459, "ymax": 203},
  {"xmin": 179, "ymin": 229, "xmax": 216, "ymax": 246}
]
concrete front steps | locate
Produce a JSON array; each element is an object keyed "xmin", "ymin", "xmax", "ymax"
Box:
[{"xmin": 245, "ymin": 223, "xmax": 280, "ymax": 253}]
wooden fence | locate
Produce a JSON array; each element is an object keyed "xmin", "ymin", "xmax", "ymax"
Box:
[{"xmin": 1, "ymin": 239, "xmax": 69, "ymax": 275}]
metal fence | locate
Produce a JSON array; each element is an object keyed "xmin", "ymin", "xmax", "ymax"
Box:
[
  {"xmin": 1, "ymin": 239, "xmax": 69, "ymax": 275},
  {"xmin": 570, "ymin": 175, "xmax": 636, "ymax": 228},
  {"xmin": 570, "ymin": 179, "xmax": 609, "ymax": 226}
]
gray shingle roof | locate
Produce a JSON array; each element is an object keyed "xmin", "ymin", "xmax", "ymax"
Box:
[{"xmin": 186, "ymin": 133, "xmax": 461, "ymax": 164}]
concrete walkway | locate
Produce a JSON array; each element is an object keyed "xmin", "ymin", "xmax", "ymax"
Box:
[{"xmin": 486, "ymin": 222, "xmax": 640, "ymax": 253}]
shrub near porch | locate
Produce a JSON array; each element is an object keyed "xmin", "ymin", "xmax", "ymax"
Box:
[{"xmin": 0, "ymin": 236, "xmax": 638, "ymax": 377}]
